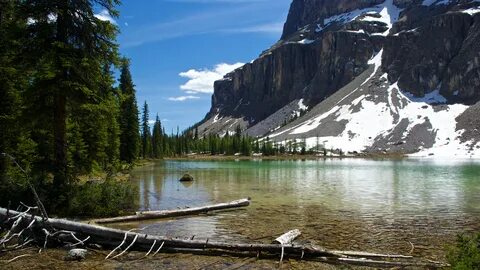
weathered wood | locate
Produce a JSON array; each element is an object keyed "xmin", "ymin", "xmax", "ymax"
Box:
[
  {"xmin": 336, "ymin": 257, "xmax": 446, "ymax": 268},
  {"xmin": 274, "ymin": 229, "xmax": 302, "ymax": 265},
  {"xmin": 273, "ymin": 229, "xmax": 301, "ymax": 245},
  {"xmin": 0, "ymin": 207, "xmax": 447, "ymax": 268},
  {"xmin": 331, "ymin": 250, "xmax": 413, "ymax": 259},
  {"xmin": 91, "ymin": 198, "xmax": 251, "ymax": 224},
  {"xmin": 0, "ymin": 207, "xmax": 334, "ymax": 257}
]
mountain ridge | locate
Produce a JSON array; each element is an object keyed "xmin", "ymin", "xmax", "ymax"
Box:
[{"xmin": 196, "ymin": 0, "xmax": 480, "ymax": 157}]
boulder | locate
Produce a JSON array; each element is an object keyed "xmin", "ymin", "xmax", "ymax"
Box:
[
  {"xmin": 64, "ymin": 248, "xmax": 88, "ymax": 261},
  {"xmin": 179, "ymin": 173, "xmax": 194, "ymax": 182}
]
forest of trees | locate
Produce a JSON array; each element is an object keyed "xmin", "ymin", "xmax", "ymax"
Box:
[
  {"xmin": 137, "ymin": 102, "xmax": 325, "ymax": 159},
  {"xmin": 0, "ymin": 0, "xmax": 323, "ymax": 215},
  {"xmin": 0, "ymin": 0, "xmax": 139, "ymax": 214},
  {"xmin": 138, "ymin": 108, "xmax": 256, "ymax": 158}
]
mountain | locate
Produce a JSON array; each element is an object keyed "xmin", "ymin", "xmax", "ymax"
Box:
[{"xmin": 196, "ymin": 0, "xmax": 480, "ymax": 158}]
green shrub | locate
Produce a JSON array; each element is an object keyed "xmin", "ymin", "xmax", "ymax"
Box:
[
  {"xmin": 447, "ymin": 233, "xmax": 480, "ymax": 270},
  {"xmin": 66, "ymin": 179, "xmax": 138, "ymax": 218}
]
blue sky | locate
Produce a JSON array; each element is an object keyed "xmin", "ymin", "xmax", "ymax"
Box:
[{"xmin": 108, "ymin": 0, "xmax": 291, "ymax": 133}]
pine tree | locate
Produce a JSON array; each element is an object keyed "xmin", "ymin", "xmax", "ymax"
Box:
[
  {"xmin": 21, "ymin": 0, "xmax": 120, "ymax": 187},
  {"xmin": 119, "ymin": 59, "xmax": 140, "ymax": 163},
  {"xmin": 152, "ymin": 115, "xmax": 163, "ymax": 158},
  {"xmin": 0, "ymin": 0, "xmax": 26, "ymax": 182},
  {"xmin": 141, "ymin": 101, "xmax": 152, "ymax": 158},
  {"xmin": 194, "ymin": 127, "xmax": 199, "ymax": 140}
]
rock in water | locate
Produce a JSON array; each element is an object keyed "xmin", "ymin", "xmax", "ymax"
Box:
[
  {"xmin": 179, "ymin": 173, "xmax": 194, "ymax": 182},
  {"xmin": 65, "ymin": 248, "xmax": 88, "ymax": 261}
]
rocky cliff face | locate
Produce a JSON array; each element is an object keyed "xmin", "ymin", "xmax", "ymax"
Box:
[{"xmin": 197, "ymin": 0, "xmax": 480, "ymax": 157}]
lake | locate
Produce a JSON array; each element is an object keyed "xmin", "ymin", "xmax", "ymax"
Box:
[{"xmin": 116, "ymin": 158, "xmax": 480, "ymax": 260}]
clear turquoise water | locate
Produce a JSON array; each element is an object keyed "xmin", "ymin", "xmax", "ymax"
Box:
[{"xmin": 120, "ymin": 158, "xmax": 480, "ymax": 258}]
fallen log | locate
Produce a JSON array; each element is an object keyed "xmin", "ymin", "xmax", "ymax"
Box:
[
  {"xmin": 273, "ymin": 229, "xmax": 301, "ymax": 245},
  {"xmin": 273, "ymin": 229, "xmax": 302, "ymax": 264},
  {"xmin": 331, "ymin": 250, "xmax": 413, "ymax": 259},
  {"xmin": 0, "ymin": 207, "xmax": 448, "ymax": 268},
  {"xmin": 0, "ymin": 207, "xmax": 338, "ymax": 257},
  {"xmin": 91, "ymin": 198, "xmax": 251, "ymax": 224}
]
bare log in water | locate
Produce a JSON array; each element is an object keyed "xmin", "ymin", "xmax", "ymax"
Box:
[
  {"xmin": 331, "ymin": 250, "xmax": 414, "ymax": 259},
  {"xmin": 274, "ymin": 229, "xmax": 302, "ymax": 264},
  {"xmin": 273, "ymin": 229, "xmax": 301, "ymax": 245},
  {"xmin": 90, "ymin": 198, "xmax": 251, "ymax": 224},
  {"xmin": 0, "ymin": 207, "xmax": 448, "ymax": 268}
]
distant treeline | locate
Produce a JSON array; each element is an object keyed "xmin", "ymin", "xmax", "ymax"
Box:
[
  {"xmin": 138, "ymin": 104, "xmax": 256, "ymax": 157},
  {"xmin": 138, "ymin": 102, "xmax": 326, "ymax": 158}
]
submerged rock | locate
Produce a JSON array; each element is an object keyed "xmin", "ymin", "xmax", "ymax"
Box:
[
  {"xmin": 179, "ymin": 173, "xmax": 194, "ymax": 182},
  {"xmin": 65, "ymin": 248, "xmax": 88, "ymax": 261}
]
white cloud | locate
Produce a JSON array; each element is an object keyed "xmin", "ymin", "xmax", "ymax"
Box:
[
  {"xmin": 148, "ymin": 120, "xmax": 156, "ymax": 125},
  {"xmin": 168, "ymin": 95, "xmax": 201, "ymax": 101},
  {"xmin": 95, "ymin": 9, "xmax": 116, "ymax": 24},
  {"xmin": 179, "ymin": 62, "xmax": 244, "ymax": 94}
]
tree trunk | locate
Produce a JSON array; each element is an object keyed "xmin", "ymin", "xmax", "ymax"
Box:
[
  {"xmin": 53, "ymin": 92, "xmax": 67, "ymax": 187},
  {"xmin": 0, "ymin": 207, "xmax": 447, "ymax": 268},
  {"xmin": 53, "ymin": 1, "xmax": 69, "ymax": 187},
  {"xmin": 91, "ymin": 198, "xmax": 251, "ymax": 224}
]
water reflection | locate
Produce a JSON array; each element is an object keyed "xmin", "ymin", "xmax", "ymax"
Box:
[{"xmin": 122, "ymin": 158, "xmax": 480, "ymax": 258}]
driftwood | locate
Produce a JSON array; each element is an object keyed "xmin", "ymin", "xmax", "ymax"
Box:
[
  {"xmin": 273, "ymin": 229, "xmax": 302, "ymax": 264},
  {"xmin": 273, "ymin": 229, "xmax": 301, "ymax": 245},
  {"xmin": 91, "ymin": 198, "xmax": 251, "ymax": 224},
  {"xmin": 0, "ymin": 207, "xmax": 448, "ymax": 268}
]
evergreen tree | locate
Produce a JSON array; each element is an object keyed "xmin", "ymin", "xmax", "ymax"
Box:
[
  {"xmin": 21, "ymin": 0, "xmax": 120, "ymax": 188},
  {"xmin": 254, "ymin": 139, "xmax": 260, "ymax": 153},
  {"xmin": 119, "ymin": 59, "xmax": 140, "ymax": 163},
  {"xmin": 141, "ymin": 101, "xmax": 152, "ymax": 158},
  {"xmin": 152, "ymin": 115, "xmax": 163, "ymax": 158},
  {"xmin": 0, "ymin": 1, "xmax": 17, "ymax": 172},
  {"xmin": 241, "ymin": 137, "xmax": 252, "ymax": 156},
  {"xmin": 194, "ymin": 127, "xmax": 199, "ymax": 140}
]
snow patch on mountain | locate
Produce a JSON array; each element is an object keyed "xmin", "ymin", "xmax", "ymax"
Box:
[
  {"xmin": 363, "ymin": 49, "xmax": 383, "ymax": 85},
  {"xmin": 402, "ymin": 89, "xmax": 447, "ymax": 104},
  {"xmin": 298, "ymin": 99, "xmax": 308, "ymax": 111},
  {"xmin": 461, "ymin": 6, "xmax": 480, "ymax": 15},
  {"xmin": 264, "ymin": 64, "xmax": 477, "ymax": 158},
  {"xmin": 290, "ymin": 82, "xmax": 471, "ymax": 156},
  {"xmin": 298, "ymin": 39, "xmax": 315, "ymax": 44},
  {"xmin": 322, "ymin": 0, "xmax": 402, "ymax": 35}
]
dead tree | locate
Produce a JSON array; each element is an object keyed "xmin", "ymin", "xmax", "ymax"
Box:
[{"xmin": 0, "ymin": 207, "xmax": 448, "ymax": 268}]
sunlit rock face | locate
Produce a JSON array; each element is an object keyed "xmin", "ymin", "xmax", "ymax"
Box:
[{"xmin": 197, "ymin": 0, "xmax": 480, "ymax": 157}]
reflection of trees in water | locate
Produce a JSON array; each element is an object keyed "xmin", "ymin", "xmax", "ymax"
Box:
[
  {"xmin": 459, "ymin": 163, "xmax": 480, "ymax": 213},
  {"xmin": 128, "ymin": 160, "xmax": 480, "ymax": 259}
]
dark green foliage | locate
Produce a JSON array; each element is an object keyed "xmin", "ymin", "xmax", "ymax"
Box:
[
  {"xmin": 447, "ymin": 233, "xmax": 480, "ymax": 270},
  {"xmin": 0, "ymin": 0, "xmax": 27, "ymax": 184},
  {"xmin": 20, "ymin": 0, "xmax": 121, "ymax": 189},
  {"xmin": 141, "ymin": 120, "xmax": 320, "ymax": 158},
  {"xmin": 152, "ymin": 115, "xmax": 164, "ymax": 158},
  {"xmin": 119, "ymin": 60, "xmax": 140, "ymax": 163},
  {"xmin": 0, "ymin": 0, "xmax": 139, "ymax": 216},
  {"xmin": 141, "ymin": 101, "xmax": 152, "ymax": 158},
  {"xmin": 67, "ymin": 179, "xmax": 138, "ymax": 218}
]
